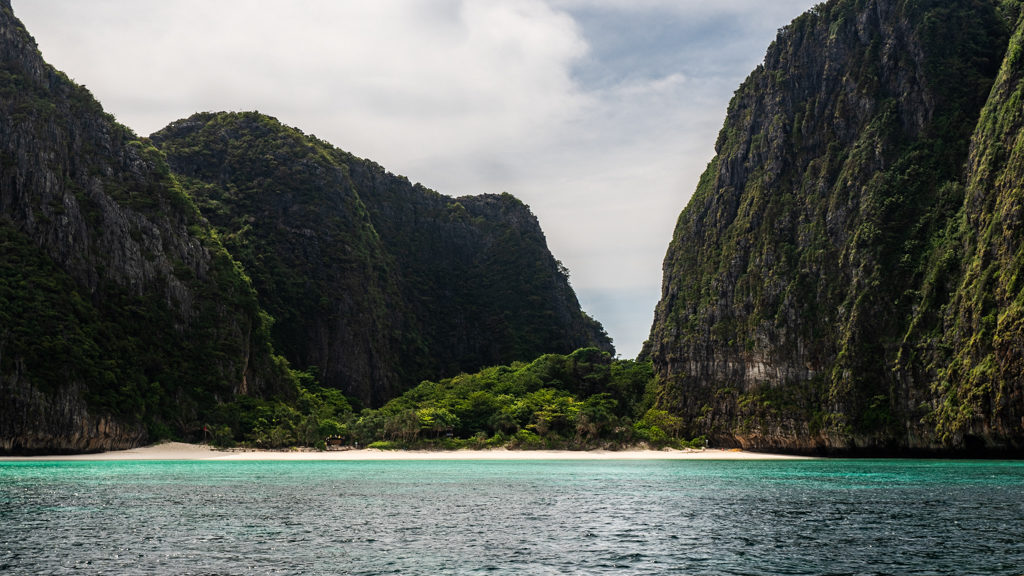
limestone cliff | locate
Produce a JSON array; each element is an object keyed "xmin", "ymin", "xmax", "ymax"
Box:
[
  {"xmin": 914, "ymin": 4, "xmax": 1024, "ymax": 451},
  {"xmin": 153, "ymin": 112, "xmax": 612, "ymax": 406},
  {"xmin": 342, "ymin": 152, "xmax": 613, "ymax": 381},
  {"xmin": 0, "ymin": 1, "xmax": 292, "ymax": 453},
  {"xmin": 645, "ymin": 0, "xmax": 1023, "ymax": 454}
]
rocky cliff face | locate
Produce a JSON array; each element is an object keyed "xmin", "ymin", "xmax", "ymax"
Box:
[
  {"xmin": 0, "ymin": 1, "xmax": 292, "ymax": 453},
  {"xmin": 645, "ymin": 0, "xmax": 1023, "ymax": 454},
  {"xmin": 341, "ymin": 152, "xmax": 613, "ymax": 381},
  {"xmin": 153, "ymin": 112, "xmax": 612, "ymax": 406},
  {"xmin": 916, "ymin": 4, "xmax": 1024, "ymax": 450},
  {"xmin": 151, "ymin": 113, "xmax": 410, "ymax": 407}
]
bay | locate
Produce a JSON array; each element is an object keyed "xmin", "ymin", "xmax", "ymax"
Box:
[{"xmin": 1, "ymin": 459, "xmax": 1022, "ymax": 575}]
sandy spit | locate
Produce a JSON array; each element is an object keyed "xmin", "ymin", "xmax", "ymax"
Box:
[{"xmin": 1, "ymin": 442, "xmax": 810, "ymax": 461}]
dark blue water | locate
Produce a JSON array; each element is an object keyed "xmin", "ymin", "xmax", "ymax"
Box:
[{"xmin": 1, "ymin": 459, "xmax": 1022, "ymax": 575}]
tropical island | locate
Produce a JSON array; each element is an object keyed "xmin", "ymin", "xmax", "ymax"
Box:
[{"xmin": 3, "ymin": 0, "xmax": 1024, "ymax": 458}]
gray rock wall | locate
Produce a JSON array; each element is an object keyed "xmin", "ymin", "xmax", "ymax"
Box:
[{"xmin": 645, "ymin": 0, "xmax": 1020, "ymax": 454}]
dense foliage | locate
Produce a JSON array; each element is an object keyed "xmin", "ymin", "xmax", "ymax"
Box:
[
  {"xmin": 0, "ymin": 217, "xmax": 294, "ymax": 440},
  {"xmin": 204, "ymin": 349, "xmax": 703, "ymax": 451}
]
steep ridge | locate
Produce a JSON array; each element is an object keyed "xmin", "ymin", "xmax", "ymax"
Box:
[
  {"xmin": 341, "ymin": 151, "xmax": 613, "ymax": 380},
  {"xmin": 151, "ymin": 113, "xmax": 410, "ymax": 407},
  {"xmin": 153, "ymin": 113, "xmax": 612, "ymax": 406},
  {"xmin": 645, "ymin": 0, "xmax": 1021, "ymax": 454},
  {"xmin": 911, "ymin": 5, "xmax": 1024, "ymax": 449},
  {"xmin": 0, "ymin": 1, "xmax": 293, "ymax": 453}
]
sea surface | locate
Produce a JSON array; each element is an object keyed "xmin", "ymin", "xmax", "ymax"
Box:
[{"xmin": 1, "ymin": 458, "xmax": 1022, "ymax": 575}]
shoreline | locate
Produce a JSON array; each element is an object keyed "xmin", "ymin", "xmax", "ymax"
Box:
[{"xmin": 0, "ymin": 441, "xmax": 810, "ymax": 462}]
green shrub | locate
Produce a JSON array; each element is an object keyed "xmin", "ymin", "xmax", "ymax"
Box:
[{"xmin": 367, "ymin": 441, "xmax": 398, "ymax": 450}]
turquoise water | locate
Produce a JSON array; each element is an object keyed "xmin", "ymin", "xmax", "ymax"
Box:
[{"xmin": 1, "ymin": 459, "xmax": 1022, "ymax": 575}]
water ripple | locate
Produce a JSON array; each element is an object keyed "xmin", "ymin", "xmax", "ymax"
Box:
[{"xmin": 1, "ymin": 459, "xmax": 1023, "ymax": 574}]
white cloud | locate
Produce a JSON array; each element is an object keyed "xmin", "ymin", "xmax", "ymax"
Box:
[
  {"xmin": 11, "ymin": 0, "xmax": 818, "ymax": 357},
  {"xmin": 551, "ymin": 0, "xmax": 817, "ymax": 23}
]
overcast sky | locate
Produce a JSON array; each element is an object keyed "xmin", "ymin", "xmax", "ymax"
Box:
[{"xmin": 13, "ymin": 0, "xmax": 817, "ymax": 358}]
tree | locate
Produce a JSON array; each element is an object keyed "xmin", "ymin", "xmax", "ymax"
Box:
[
  {"xmin": 384, "ymin": 410, "xmax": 420, "ymax": 443},
  {"xmin": 577, "ymin": 393, "xmax": 618, "ymax": 443},
  {"xmin": 418, "ymin": 407, "xmax": 459, "ymax": 438}
]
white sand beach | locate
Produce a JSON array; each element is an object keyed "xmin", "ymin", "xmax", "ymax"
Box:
[{"xmin": 2, "ymin": 442, "xmax": 810, "ymax": 461}]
